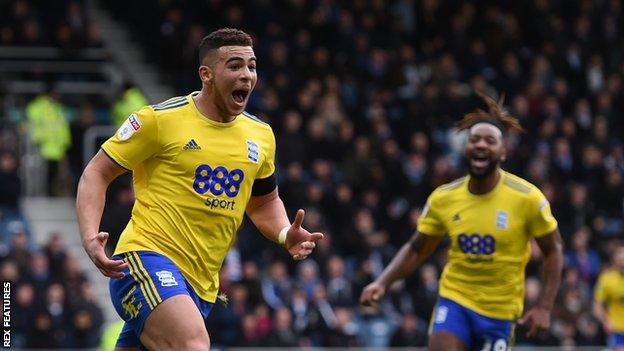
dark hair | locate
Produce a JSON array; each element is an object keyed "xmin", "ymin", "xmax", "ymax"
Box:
[
  {"xmin": 455, "ymin": 91, "xmax": 525, "ymax": 135},
  {"xmin": 198, "ymin": 28, "xmax": 253, "ymax": 65}
]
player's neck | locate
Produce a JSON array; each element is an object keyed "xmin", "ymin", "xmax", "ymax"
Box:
[
  {"xmin": 468, "ymin": 169, "xmax": 501, "ymax": 195},
  {"xmin": 193, "ymin": 90, "xmax": 236, "ymax": 123}
]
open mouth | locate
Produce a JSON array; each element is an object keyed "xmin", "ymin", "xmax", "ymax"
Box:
[
  {"xmin": 470, "ymin": 154, "xmax": 490, "ymax": 168},
  {"xmin": 232, "ymin": 89, "xmax": 249, "ymax": 105}
]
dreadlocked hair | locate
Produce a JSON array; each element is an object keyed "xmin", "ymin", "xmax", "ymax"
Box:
[{"xmin": 455, "ymin": 91, "xmax": 525, "ymax": 134}]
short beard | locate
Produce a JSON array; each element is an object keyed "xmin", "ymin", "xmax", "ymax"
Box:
[
  {"xmin": 468, "ymin": 159, "xmax": 500, "ymax": 179},
  {"xmin": 213, "ymin": 84, "xmax": 233, "ymax": 117}
]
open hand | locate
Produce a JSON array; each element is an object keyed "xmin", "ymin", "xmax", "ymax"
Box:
[
  {"xmin": 83, "ymin": 232, "xmax": 128, "ymax": 279},
  {"xmin": 285, "ymin": 209, "xmax": 324, "ymax": 260}
]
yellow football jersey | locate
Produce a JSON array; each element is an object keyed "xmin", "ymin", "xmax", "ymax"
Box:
[
  {"xmin": 102, "ymin": 92, "xmax": 276, "ymax": 302},
  {"xmin": 594, "ymin": 268, "xmax": 624, "ymax": 332},
  {"xmin": 417, "ymin": 170, "xmax": 558, "ymax": 320}
]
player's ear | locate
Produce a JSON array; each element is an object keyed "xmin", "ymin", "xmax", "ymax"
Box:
[{"xmin": 198, "ymin": 65, "xmax": 214, "ymax": 84}]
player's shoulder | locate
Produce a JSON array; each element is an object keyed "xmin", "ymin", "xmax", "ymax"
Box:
[
  {"xmin": 150, "ymin": 95, "xmax": 190, "ymax": 113},
  {"xmin": 141, "ymin": 95, "xmax": 195, "ymax": 127},
  {"xmin": 501, "ymin": 171, "xmax": 539, "ymax": 196},
  {"xmin": 599, "ymin": 268, "xmax": 621, "ymax": 281},
  {"xmin": 435, "ymin": 176, "xmax": 468, "ymax": 193},
  {"xmin": 241, "ymin": 111, "xmax": 271, "ymax": 127},
  {"xmin": 429, "ymin": 176, "xmax": 467, "ymax": 203},
  {"xmin": 240, "ymin": 111, "xmax": 274, "ymax": 137}
]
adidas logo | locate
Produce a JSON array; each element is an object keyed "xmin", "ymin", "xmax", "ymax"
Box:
[{"xmin": 183, "ymin": 139, "xmax": 201, "ymax": 150}]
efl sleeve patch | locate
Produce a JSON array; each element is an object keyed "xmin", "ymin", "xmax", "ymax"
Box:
[{"xmin": 118, "ymin": 113, "xmax": 142, "ymax": 141}]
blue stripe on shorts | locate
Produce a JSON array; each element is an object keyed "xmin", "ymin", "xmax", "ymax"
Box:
[{"xmin": 109, "ymin": 251, "xmax": 214, "ymax": 348}]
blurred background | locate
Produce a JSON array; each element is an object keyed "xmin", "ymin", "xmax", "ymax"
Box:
[{"xmin": 1, "ymin": 0, "xmax": 623, "ymax": 350}]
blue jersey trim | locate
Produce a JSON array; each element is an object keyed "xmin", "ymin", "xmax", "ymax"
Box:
[{"xmin": 242, "ymin": 111, "xmax": 268, "ymax": 125}]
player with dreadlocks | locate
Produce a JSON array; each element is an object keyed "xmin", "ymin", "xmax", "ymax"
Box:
[{"xmin": 360, "ymin": 92, "xmax": 563, "ymax": 351}]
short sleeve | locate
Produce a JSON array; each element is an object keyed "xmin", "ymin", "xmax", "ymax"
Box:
[
  {"xmin": 594, "ymin": 273, "xmax": 609, "ymax": 303},
  {"xmin": 417, "ymin": 193, "xmax": 446, "ymax": 236},
  {"xmin": 101, "ymin": 107, "xmax": 158, "ymax": 170},
  {"xmin": 526, "ymin": 188, "xmax": 558, "ymax": 238},
  {"xmin": 256, "ymin": 130, "xmax": 276, "ymax": 179}
]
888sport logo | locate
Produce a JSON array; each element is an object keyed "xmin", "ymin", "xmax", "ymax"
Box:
[
  {"xmin": 193, "ymin": 164, "xmax": 245, "ymax": 197},
  {"xmin": 457, "ymin": 233, "xmax": 496, "ymax": 255}
]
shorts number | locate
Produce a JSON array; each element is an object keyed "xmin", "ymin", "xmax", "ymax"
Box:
[
  {"xmin": 457, "ymin": 233, "xmax": 496, "ymax": 255},
  {"xmin": 481, "ymin": 339, "xmax": 507, "ymax": 351},
  {"xmin": 193, "ymin": 164, "xmax": 244, "ymax": 197}
]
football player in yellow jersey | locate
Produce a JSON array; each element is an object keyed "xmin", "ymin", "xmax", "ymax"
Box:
[
  {"xmin": 593, "ymin": 243, "xmax": 624, "ymax": 350},
  {"xmin": 360, "ymin": 93, "xmax": 563, "ymax": 351},
  {"xmin": 76, "ymin": 28, "xmax": 323, "ymax": 351}
]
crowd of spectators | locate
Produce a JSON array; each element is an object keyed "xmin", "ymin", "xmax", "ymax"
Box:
[
  {"xmin": 0, "ymin": 0, "xmax": 103, "ymax": 49},
  {"xmin": 2, "ymin": 229, "xmax": 105, "ymax": 348},
  {"xmin": 1, "ymin": 0, "xmax": 116, "ymax": 196},
  {"xmin": 101, "ymin": 0, "xmax": 624, "ymax": 347},
  {"xmin": 4, "ymin": 0, "xmax": 624, "ymax": 348}
]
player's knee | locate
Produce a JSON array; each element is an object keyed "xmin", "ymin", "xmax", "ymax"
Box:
[
  {"xmin": 429, "ymin": 332, "xmax": 466, "ymax": 351},
  {"xmin": 182, "ymin": 339, "xmax": 210, "ymax": 351},
  {"xmin": 180, "ymin": 333, "xmax": 210, "ymax": 351},
  {"xmin": 429, "ymin": 337, "xmax": 445, "ymax": 351},
  {"xmin": 152, "ymin": 335, "xmax": 209, "ymax": 351},
  {"xmin": 143, "ymin": 325, "xmax": 209, "ymax": 351},
  {"xmin": 177, "ymin": 325, "xmax": 210, "ymax": 351}
]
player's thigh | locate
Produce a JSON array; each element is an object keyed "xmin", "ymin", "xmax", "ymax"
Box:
[
  {"xmin": 140, "ymin": 294, "xmax": 210, "ymax": 351},
  {"xmin": 471, "ymin": 311, "xmax": 513, "ymax": 351},
  {"xmin": 429, "ymin": 297, "xmax": 471, "ymax": 350},
  {"xmin": 429, "ymin": 331, "xmax": 468, "ymax": 351}
]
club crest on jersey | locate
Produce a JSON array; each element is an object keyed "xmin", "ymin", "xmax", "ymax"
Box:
[
  {"xmin": 156, "ymin": 270, "xmax": 178, "ymax": 287},
  {"xmin": 496, "ymin": 210, "xmax": 508, "ymax": 230},
  {"xmin": 246, "ymin": 140, "xmax": 259, "ymax": 163},
  {"xmin": 118, "ymin": 114, "xmax": 141, "ymax": 141}
]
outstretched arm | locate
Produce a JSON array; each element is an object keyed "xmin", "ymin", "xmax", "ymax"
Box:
[
  {"xmin": 593, "ymin": 299, "xmax": 614, "ymax": 334},
  {"xmin": 246, "ymin": 188, "xmax": 323, "ymax": 260},
  {"xmin": 518, "ymin": 229, "xmax": 563, "ymax": 337},
  {"xmin": 76, "ymin": 150, "xmax": 129, "ymax": 278},
  {"xmin": 359, "ymin": 232, "xmax": 443, "ymax": 306}
]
